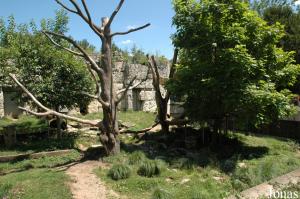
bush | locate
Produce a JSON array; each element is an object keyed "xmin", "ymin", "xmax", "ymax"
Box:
[
  {"xmin": 151, "ymin": 188, "xmax": 171, "ymax": 199},
  {"xmin": 128, "ymin": 151, "xmax": 146, "ymax": 165},
  {"xmin": 221, "ymin": 159, "xmax": 236, "ymax": 173},
  {"xmin": 108, "ymin": 164, "xmax": 131, "ymax": 181},
  {"xmin": 137, "ymin": 160, "xmax": 161, "ymax": 177}
]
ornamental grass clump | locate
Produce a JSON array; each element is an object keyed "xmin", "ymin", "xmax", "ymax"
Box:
[
  {"xmin": 108, "ymin": 164, "xmax": 131, "ymax": 181},
  {"xmin": 151, "ymin": 188, "xmax": 172, "ymax": 199},
  {"xmin": 128, "ymin": 151, "xmax": 146, "ymax": 165},
  {"xmin": 137, "ymin": 160, "xmax": 161, "ymax": 177}
]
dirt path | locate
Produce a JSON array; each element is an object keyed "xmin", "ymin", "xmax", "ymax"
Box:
[{"xmin": 64, "ymin": 161, "xmax": 119, "ymax": 199}]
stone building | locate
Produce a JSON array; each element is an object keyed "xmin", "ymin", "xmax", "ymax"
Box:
[{"xmin": 0, "ymin": 62, "xmax": 170, "ymax": 117}]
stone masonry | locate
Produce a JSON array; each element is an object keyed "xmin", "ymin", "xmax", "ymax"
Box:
[{"xmin": 86, "ymin": 62, "xmax": 169, "ymax": 113}]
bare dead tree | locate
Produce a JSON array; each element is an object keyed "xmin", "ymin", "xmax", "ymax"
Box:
[
  {"xmin": 147, "ymin": 49, "xmax": 178, "ymax": 133},
  {"xmin": 9, "ymin": 0, "xmax": 150, "ymax": 155}
]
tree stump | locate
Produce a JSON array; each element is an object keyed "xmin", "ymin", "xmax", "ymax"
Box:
[{"xmin": 3, "ymin": 125, "xmax": 17, "ymax": 148}]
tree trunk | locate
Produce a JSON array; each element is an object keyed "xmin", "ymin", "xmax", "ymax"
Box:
[
  {"xmin": 157, "ymin": 98, "xmax": 169, "ymax": 133},
  {"xmin": 99, "ymin": 30, "xmax": 120, "ymax": 155}
]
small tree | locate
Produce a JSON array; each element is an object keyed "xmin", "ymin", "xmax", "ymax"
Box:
[
  {"xmin": 8, "ymin": 0, "xmax": 150, "ymax": 155},
  {"xmin": 170, "ymin": 0, "xmax": 300, "ymax": 132}
]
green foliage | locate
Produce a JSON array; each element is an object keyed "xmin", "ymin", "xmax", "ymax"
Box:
[
  {"xmin": 170, "ymin": 0, "xmax": 300, "ymax": 128},
  {"xmin": 251, "ymin": 0, "xmax": 294, "ymax": 15},
  {"xmin": 151, "ymin": 188, "xmax": 172, "ymax": 199},
  {"xmin": 262, "ymin": 5, "xmax": 300, "ymax": 94},
  {"xmin": 128, "ymin": 151, "xmax": 146, "ymax": 165},
  {"xmin": 0, "ymin": 11, "xmax": 94, "ymax": 110},
  {"xmin": 231, "ymin": 156, "xmax": 300, "ymax": 191},
  {"xmin": 137, "ymin": 160, "xmax": 161, "ymax": 177},
  {"xmin": 77, "ymin": 39, "xmax": 96, "ymax": 54},
  {"xmin": 0, "ymin": 182, "xmax": 12, "ymax": 199},
  {"xmin": 0, "ymin": 115, "xmax": 48, "ymax": 135},
  {"xmin": 108, "ymin": 164, "xmax": 131, "ymax": 181}
]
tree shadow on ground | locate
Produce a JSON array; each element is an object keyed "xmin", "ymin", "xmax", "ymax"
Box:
[
  {"xmin": 0, "ymin": 132, "xmax": 78, "ymax": 154},
  {"xmin": 122, "ymin": 127, "xmax": 269, "ymax": 173}
]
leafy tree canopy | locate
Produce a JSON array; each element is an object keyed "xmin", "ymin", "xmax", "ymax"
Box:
[
  {"xmin": 251, "ymin": 0, "xmax": 296, "ymax": 15},
  {"xmin": 170, "ymin": 0, "xmax": 300, "ymax": 128},
  {"xmin": 0, "ymin": 10, "xmax": 94, "ymax": 111}
]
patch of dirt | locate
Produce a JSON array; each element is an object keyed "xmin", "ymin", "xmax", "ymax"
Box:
[{"xmin": 65, "ymin": 161, "xmax": 120, "ymax": 199}]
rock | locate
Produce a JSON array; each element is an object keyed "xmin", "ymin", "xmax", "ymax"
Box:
[
  {"xmin": 238, "ymin": 162, "xmax": 247, "ymax": 168},
  {"xmin": 180, "ymin": 178, "xmax": 191, "ymax": 184},
  {"xmin": 213, "ymin": 176, "xmax": 225, "ymax": 182}
]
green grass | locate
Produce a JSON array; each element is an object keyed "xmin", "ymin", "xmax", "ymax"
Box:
[
  {"xmin": 0, "ymin": 148, "xmax": 80, "ymax": 199},
  {"xmin": 0, "ymin": 169, "xmax": 72, "ymax": 199},
  {"xmin": 95, "ymin": 133, "xmax": 300, "ymax": 199},
  {"xmin": 77, "ymin": 111, "xmax": 156, "ymax": 131},
  {"xmin": 0, "ymin": 115, "xmax": 48, "ymax": 135},
  {"xmin": 0, "ymin": 149, "xmax": 81, "ymax": 174}
]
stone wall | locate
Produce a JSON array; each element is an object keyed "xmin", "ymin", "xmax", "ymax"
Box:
[{"xmin": 111, "ymin": 62, "xmax": 170, "ymax": 113}]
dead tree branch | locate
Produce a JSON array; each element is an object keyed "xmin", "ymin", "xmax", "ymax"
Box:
[
  {"xmin": 81, "ymin": 92, "xmax": 109, "ymax": 107},
  {"xmin": 115, "ymin": 76, "xmax": 137, "ymax": 105},
  {"xmin": 10, "ymin": 74, "xmax": 100, "ymax": 127},
  {"xmin": 43, "ymin": 31, "xmax": 103, "ymax": 76},
  {"xmin": 106, "ymin": 0, "xmax": 125, "ymax": 29},
  {"xmin": 43, "ymin": 32, "xmax": 84, "ymax": 57},
  {"xmin": 111, "ymin": 23, "xmax": 151, "ymax": 37},
  {"xmin": 55, "ymin": 0, "xmax": 104, "ymax": 38},
  {"xmin": 165, "ymin": 49, "xmax": 179, "ymax": 101}
]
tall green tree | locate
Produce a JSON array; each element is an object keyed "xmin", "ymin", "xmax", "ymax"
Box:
[
  {"xmin": 251, "ymin": 0, "xmax": 295, "ymax": 15},
  {"xmin": 0, "ymin": 11, "xmax": 93, "ymax": 113},
  {"xmin": 262, "ymin": 5, "xmax": 300, "ymax": 93},
  {"xmin": 170, "ymin": 0, "xmax": 300, "ymax": 131}
]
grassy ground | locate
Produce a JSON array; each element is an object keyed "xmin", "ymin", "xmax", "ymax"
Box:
[
  {"xmin": 94, "ymin": 132, "xmax": 300, "ymax": 199},
  {"xmin": 0, "ymin": 115, "xmax": 48, "ymax": 135},
  {"xmin": 0, "ymin": 149, "xmax": 81, "ymax": 199},
  {"xmin": 0, "ymin": 169, "xmax": 72, "ymax": 199},
  {"xmin": 0, "ymin": 149, "xmax": 81, "ymax": 174},
  {"xmin": 77, "ymin": 111, "xmax": 156, "ymax": 131}
]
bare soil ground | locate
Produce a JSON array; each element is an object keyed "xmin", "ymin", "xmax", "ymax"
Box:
[{"xmin": 64, "ymin": 161, "xmax": 120, "ymax": 199}]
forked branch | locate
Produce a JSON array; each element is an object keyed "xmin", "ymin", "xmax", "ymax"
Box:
[
  {"xmin": 115, "ymin": 76, "xmax": 137, "ymax": 104},
  {"xmin": 116, "ymin": 67, "xmax": 150, "ymax": 104},
  {"xmin": 55, "ymin": 0, "xmax": 103, "ymax": 38}
]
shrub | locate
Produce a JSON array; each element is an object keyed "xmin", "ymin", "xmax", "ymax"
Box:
[
  {"xmin": 221, "ymin": 159, "xmax": 236, "ymax": 173},
  {"xmin": 151, "ymin": 188, "xmax": 171, "ymax": 199},
  {"xmin": 128, "ymin": 151, "xmax": 146, "ymax": 165},
  {"xmin": 137, "ymin": 160, "xmax": 161, "ymax": 177},
  {"xmin": 107, "ymin": 164, "xmax": 131, "ymax": 180}
]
